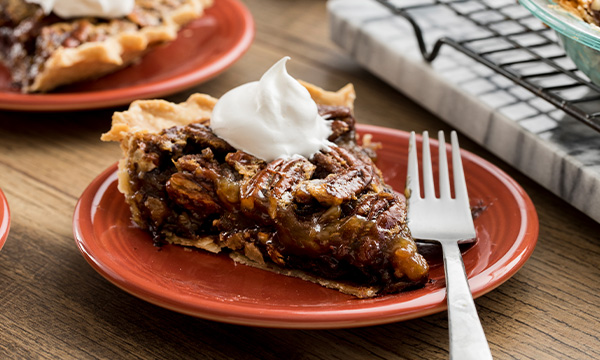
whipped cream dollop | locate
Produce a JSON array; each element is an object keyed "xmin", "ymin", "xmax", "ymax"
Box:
[
  {"xmin": 211, "ymin": 57, "xmax": 333, "ymax": 162},
  {"xmin": 26, "ymin": 0, "xmax": 134, "ymax": 19}
]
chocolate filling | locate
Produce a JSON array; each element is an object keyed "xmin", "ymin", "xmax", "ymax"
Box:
[{"xmin": 122, "ymin": 106, "xmax": 429, "ymax": 295}]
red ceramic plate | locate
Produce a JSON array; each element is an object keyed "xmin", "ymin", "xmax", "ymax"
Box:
[
  {"xmin": 0, "ymin": 188, "xmax": 10, "ymax": 251},
  {"xmin": 73, "ymin": 125, "xmax": 539, "ymax": 329},
  {"xmin": 0, "ymin": 0, "xmax": 254, "ymax": 111}
]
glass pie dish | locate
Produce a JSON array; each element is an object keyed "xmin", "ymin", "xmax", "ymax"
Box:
[{"xmin": 520, "ymin": 0, "xmax": 600, "ymax": 85}]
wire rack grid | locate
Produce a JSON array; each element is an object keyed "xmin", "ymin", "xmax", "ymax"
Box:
[{"xmin": 374, "ymin": 0, "xmax": 600, "ymax": 133}]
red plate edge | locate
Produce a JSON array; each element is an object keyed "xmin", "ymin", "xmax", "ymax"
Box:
[
  {"xmin": 0, "ymin": 188, "xmax": 10, "ymax": 251},
  {"xmin": 0, "ymin": 0, "xmax": 255, "ymax": 112},
  {"xmin": 73, "ymin": 125, "xmax": 539, "ymax": 329}
]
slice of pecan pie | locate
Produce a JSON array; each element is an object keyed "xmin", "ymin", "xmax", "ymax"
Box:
[
  {"xmin": 0, "ymin": 0, "xmax": 212, "ymax": 92},
  {"xmin": 101, "ymin": 82, "xmax": 429, "ymax": 298}
]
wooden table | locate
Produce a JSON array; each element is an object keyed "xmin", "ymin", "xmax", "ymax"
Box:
[{"xmin": 0, "ymin": 0, "xmax": 598, "ymax": 359}]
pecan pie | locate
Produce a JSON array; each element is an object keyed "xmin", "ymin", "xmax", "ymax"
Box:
[
  {"xmin": 555, "ymin": 0, "xmax": 600, "ymax": 26},
  {"xmin": 101, "ymin": 82, "xmax": 429, "ymax": 298},
  {"xmin": 0, "ymin": 0, "xmax": 212, "ymax": 92}
]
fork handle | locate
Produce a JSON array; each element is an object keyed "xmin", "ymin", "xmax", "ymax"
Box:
[{"xmin": 441, "ymin": 241, "xmax": 493, "ymax": 360}]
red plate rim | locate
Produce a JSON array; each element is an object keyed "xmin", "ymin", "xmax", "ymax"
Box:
[{"xmin": 0, "ymin": 188, "xmax": 10, "ymax": 251}]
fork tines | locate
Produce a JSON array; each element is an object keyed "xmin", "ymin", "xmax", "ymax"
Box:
[
  {"xmin": 408, "ymin": 131, "xmax": 469, "ymax": 200},
  {"xmin": 406, "ymin": 130, "xmax": 475, "ymax": 241}
]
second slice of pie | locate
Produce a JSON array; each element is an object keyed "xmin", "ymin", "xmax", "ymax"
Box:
[{"xmin": 0, "ymin": 0, "xmax": 212, "ymax": 92}]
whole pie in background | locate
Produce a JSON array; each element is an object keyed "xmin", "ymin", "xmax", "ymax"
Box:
[
  {"xmin": 554, "ymin": 0, "xmax": 600, "ymax": 26},
  {"xmin": 0, "ymin": 0, "xmax": 213, "ymax": 93}
]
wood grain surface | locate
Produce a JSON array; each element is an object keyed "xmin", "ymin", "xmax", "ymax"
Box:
[{"xmin": 0, "ymin": 0, "xmax": 599, "ymax": 359}]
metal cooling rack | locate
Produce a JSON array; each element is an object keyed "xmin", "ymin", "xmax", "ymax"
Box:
[{"xmin": 374, "ymin": 0, "xmax": 600, "ymax": 133}]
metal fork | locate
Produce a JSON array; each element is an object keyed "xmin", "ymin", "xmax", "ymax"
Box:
[{"xmin": 406, "ymin": 130, "xmax": 493, "ymax": 360}]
